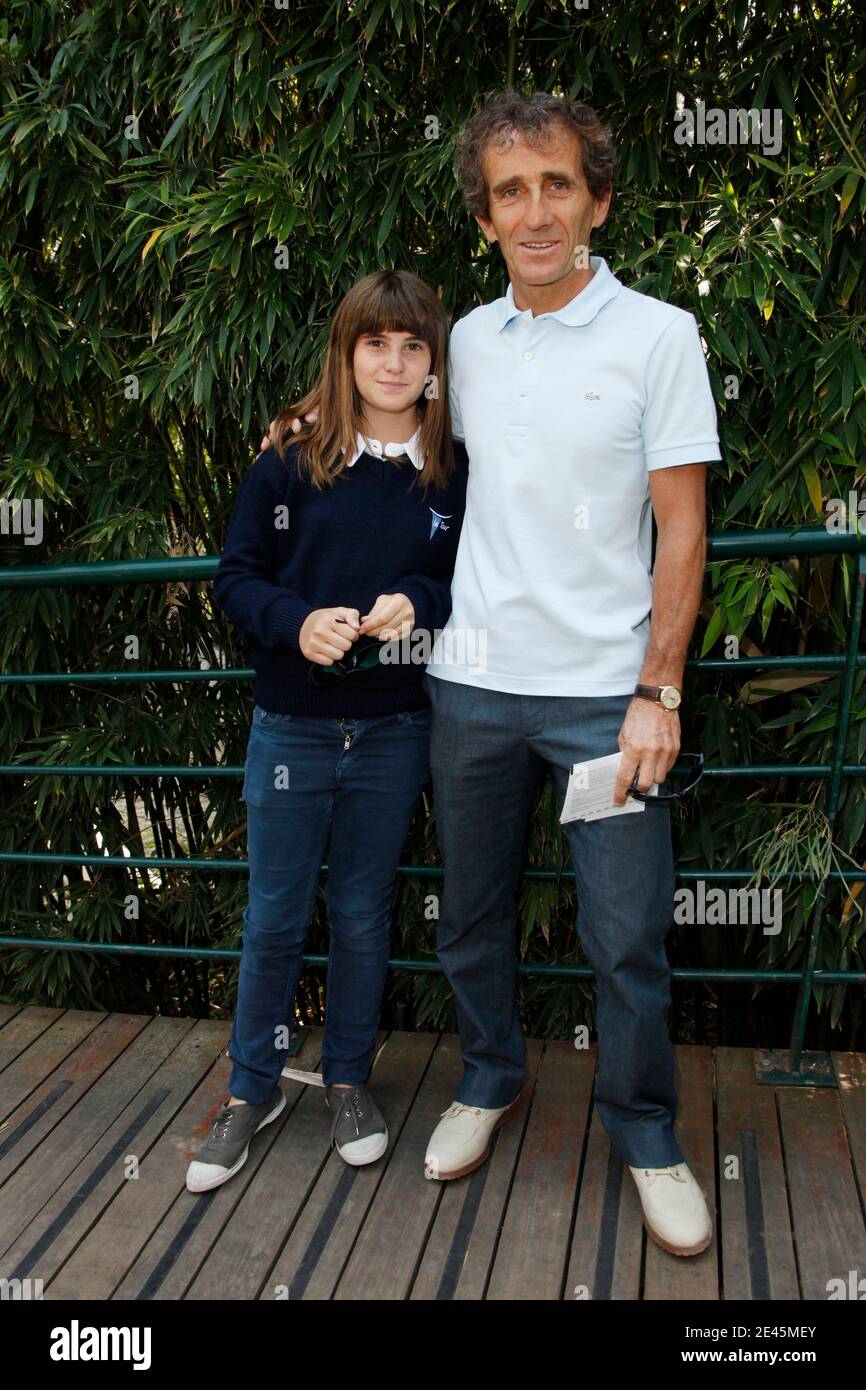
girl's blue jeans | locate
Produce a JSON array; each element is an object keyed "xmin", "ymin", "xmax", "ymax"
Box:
[{"xmin": 228, "ymin": 703, "xmax": 431, "ymax": 1101}]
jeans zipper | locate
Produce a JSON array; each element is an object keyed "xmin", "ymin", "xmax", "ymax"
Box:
[{"xmin": 340, "ymin": 719, "xmax": 354, "ymax": 751}]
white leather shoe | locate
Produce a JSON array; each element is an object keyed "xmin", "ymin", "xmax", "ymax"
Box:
[
  {"xmin": 424, "ymin": 1094, "xmax": 522, "ymax": 1180},
  {"xmin": 628, "ymin": 1162, "xmax": 713, "ymax": 1256}
]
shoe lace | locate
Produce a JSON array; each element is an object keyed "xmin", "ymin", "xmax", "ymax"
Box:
[
  {"xmin": 440, "ymin": 1102, "xmax": 483, "ymax": 1119},
  {"xmin": 212, "ymin": 1103, "xmax": 235, "ymax": 1139},
  {"xmin": 337, "ymin": 1087, "xmax": 365, "ymax": 1135}
]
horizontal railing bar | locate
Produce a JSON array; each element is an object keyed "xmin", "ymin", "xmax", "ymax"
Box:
[
  {"xmin": 707, "ymin": 527, "xmax": 866, "ymax": 560},
  {"xmin": 0, "ymin": 935, "xmax": 863, "ymax": 983},
  {"xmin": 0, "ymin": 557, "xmax": 217, "ymax": 590},
  {"xmin": 0, "ymin": 669, "xmax": 256, "ymax": 685},
  {"xmin": 2, "ymin": 764, "xmax": 864, "ymax": 779},
  {"xmin": 2, "ymin": 527, "xmax": 865, "ymax": 592},
  {"xmin": 687, "ymin": 655, "xmax": 862, "ymax": 671},
  {"xmin": 0, "ymin": 851, "xmax": 861, "ymax": 883},
  {"xmin": 2, "ymin": 655, "xmax": 863, "ymax": 686}
]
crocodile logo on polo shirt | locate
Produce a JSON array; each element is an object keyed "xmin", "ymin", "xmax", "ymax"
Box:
[{"xmin": 429, "ymin": 509, "xmax": 452, "ymax": 539}]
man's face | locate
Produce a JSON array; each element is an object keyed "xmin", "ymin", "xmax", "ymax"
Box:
[{"xmin": 475, "ymin": 124, "xmax": 611, "ymax": 295}]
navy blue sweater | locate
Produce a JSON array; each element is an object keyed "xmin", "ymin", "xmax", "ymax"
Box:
[{"xmin": 213, "ymin": 440, "xmax": 467, "ymax": 716}]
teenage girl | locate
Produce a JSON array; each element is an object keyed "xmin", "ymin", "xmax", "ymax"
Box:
[{"xmin": 186, "ymin": 270, "xmax": 466, "ymax": 1190}]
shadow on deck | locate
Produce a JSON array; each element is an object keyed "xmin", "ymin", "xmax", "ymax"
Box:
[{"xmin": 1, "ymin": 1005, "xmax": 865, "ymax": 1301}]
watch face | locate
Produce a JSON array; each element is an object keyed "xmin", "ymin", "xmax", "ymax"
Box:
[{"xmin": 660, "ymin": 686, "xmax": 681, "ymax": 710}]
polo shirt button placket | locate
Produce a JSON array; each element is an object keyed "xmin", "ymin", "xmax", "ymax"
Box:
[
  {"xmin": 516, "ymin": 325, "xmax": 531, "ymax": 396},
  {"xmin": 508, "ymin": 342, "xmax": 532, "ymax": 437}
]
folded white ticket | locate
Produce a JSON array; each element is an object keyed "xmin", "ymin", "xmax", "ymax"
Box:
[{"xmin": 559, "ymin": 751, "xmax": 658, "ymax": 824}]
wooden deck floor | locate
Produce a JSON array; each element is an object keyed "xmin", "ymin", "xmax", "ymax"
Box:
[{"xmin": 1, "ymin": 1005, "xmax": 865, "ymax": 1301}]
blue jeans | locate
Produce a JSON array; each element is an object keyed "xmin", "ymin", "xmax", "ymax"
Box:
[
  {"xmin": 424, "ymin": 674, "xmax": 685, "ymax": 1168},
  {"xmin": 228, "ymin": 703, "xmax": 431, "ymax": 1101}
]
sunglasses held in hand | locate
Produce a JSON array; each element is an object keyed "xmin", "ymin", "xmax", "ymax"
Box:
[
  {"xmin": 628, "ymin": 752, "xmax": 705, "ymax": 804},
  {"xmin": 307, "ymin": 635, "xmax": 383, "ymax": 686}
]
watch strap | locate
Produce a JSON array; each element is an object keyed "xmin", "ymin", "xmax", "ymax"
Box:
[{"xmin": 634, "ymin": 682, "xmax": 682, "ymax": 709}]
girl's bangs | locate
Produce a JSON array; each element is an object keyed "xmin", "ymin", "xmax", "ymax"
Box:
[{"xmin": 355, "ymin": 284, "xmax": 438, "ymax": 346}]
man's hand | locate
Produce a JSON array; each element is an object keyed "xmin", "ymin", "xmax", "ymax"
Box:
[
  {"xmin": 299, "ymin": 607, "xmax": 360, "ymax": 664},
  {"xmin": 258, "ymin": 410, "xmax": 319, "ymax": 456},
  {"xmin": 613, "ymin": 698, "xmax": 681, "ymax": 805},
  {"xmin": 360, "ymin": 593, "xmax": 415, "ymax": 641}
]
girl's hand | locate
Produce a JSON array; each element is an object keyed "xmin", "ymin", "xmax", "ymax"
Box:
[
  {"xmin": 359, "ymin": 594, "xmax": 415, "ymax": 641},
  {"xmin": 299, "ymin": 607, "xmax": 360, "ymax": 664},
  {"xmin": 259, "ymin": 410, "xmax": 319, "ymax": 456}
]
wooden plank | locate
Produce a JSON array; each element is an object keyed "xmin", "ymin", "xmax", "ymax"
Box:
[
  {"xmin": 485, "ymin": 1040, "xmax": 588, "ymax": 1300},
  {"xmin": 715, "ymin": 1047, "xmax": 798, "ymax": 1300},
  {"xmin": 0, "ymin": 1006, "xmax": 94, "ymax": 1089},
  {"xmin": 114, "ymin": 1028, "xmax": 326, "ymax": 1301},
  {"xmin": 0, "ymin": 1016, "xmax": 198, "ymax": 1280},
  {"xmin": 562, "ymin": 1048, "xmax": 644, "ymax": 1302},
  {"xmin": 328, "ymin": 1032, "xmax": 456, "ymax": 1301},
  {"xmin": 0, "ymin": 1013, "xmax": 148, "ymax": 1204},
  {"xmin": 643, "ymin": 1044, "xmax": 717, "ymax": 1299},
  {"xmin": 0, "ymin": 1005, "xmax": 56, "ymax": 1057},
  {"xmin": 833, "ymin": 1052, "xmax": 866, "ymax": 1210},
  {"xmin": 410, "ymin": 1038, "xmax": 544, "ymax": 1301},
  {"xmin": 42, "ymin": 1019, "xmax": 232, "ymax": 1300},
  {"xmin": 0, "ymin": 1004, "xmax": 24, "ymax": 1034},
  {"xmin": 779, "ymin": 1080, "xmax": 866, "ymax": 1300}
]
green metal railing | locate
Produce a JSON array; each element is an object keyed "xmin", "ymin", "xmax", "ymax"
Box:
[{"xmin": 1, "ymin": 523, "xmax": 865, "ymax": 1085}]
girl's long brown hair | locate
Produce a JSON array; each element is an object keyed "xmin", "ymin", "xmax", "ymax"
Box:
[{"xmin": 272, "ymin": 270, "xmax": 454, "ymax": 491}]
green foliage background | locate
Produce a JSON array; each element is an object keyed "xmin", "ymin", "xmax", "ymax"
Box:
[{"xmin": 1, "ymin": 0, "xmax": 865, "ymax": 1049}]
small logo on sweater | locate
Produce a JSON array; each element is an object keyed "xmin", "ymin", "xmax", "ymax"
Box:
[{"xmin": 429, "ymin": 508, "xmax": 452, "ymax": 539}]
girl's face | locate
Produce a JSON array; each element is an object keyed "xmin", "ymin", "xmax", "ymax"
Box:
[{"xmin": 352, "ymin": 329, "xmax": 433, "ymax": 422}]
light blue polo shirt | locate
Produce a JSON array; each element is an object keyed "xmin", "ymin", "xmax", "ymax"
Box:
[{"xmin": 426, "ymin": 256, "xmax": 722, "ymax": 696}]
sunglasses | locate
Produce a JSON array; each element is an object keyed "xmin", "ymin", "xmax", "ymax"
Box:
[
  {"xmin": 628, "ymin": 752, "xmax": 705, "ymax": 804},
  {"xmin": 307, "ymin": 636, "xmax": 383, "ymax": 686}
]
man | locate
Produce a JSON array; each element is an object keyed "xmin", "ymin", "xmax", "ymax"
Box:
[
  {"xmin": 269, "ymin": 89, "xmax": 720, "ymax": 1257},
  {"xmin": 419, "ymin": 90, "xmax": 719, "ymax": 1258}
]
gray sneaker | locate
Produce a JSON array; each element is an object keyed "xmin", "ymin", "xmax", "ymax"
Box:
[
  {"xmin": 186, "ymin": 1086, "xmax": 286, "ymax": 1193},
  {"xmin": 325, "ymin": 1083, "xmax": 388, "ymax": 1166}
]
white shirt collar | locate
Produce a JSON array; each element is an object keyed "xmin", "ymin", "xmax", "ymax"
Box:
[
  {"xmin": 498, "ymin": 255, "xmax": 621, "ymax": 330},
  {"xmin": 346, "ymin": 428, "xmax": 424, "ymax": 470}
]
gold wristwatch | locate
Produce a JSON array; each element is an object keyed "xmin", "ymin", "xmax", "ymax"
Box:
[{"xmin": 634, "ymin": 682, "xmax": 682, "ymax": 711}]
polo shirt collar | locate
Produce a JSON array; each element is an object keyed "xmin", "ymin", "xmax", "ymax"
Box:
[
  {"xmin": 497, "ymin": 255, "xmax": 622, "ymax": 330},
  {"xmin": 346, "ymin": 428, "xmax": 424, "ymax": 470}
]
